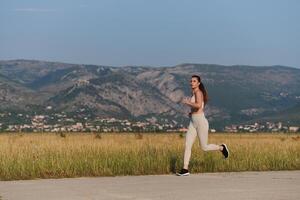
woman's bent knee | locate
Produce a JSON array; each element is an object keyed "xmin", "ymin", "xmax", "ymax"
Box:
[{"xmin": 201, "ymin": 145, "xmax": 209, "ymax": 151}]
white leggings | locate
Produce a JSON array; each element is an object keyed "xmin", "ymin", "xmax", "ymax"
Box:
[{"xmin": 183, "ymin": 113, "xmax": 220, "ymax": 169}]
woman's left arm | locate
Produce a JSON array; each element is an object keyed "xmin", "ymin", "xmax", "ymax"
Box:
[{"xmin": 182, "ymin": 91, "xmax": 202, "ymax": 109}]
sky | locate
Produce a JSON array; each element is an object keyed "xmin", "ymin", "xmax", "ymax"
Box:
[{"xmin": 0, "ymin": 0, "xmax": 299, "ymax": 68}]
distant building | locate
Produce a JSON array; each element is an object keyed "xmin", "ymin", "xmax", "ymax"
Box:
[
  {"xmin": 178, "ymin": 128, "xmax": 188, "ymax": 132},
  {"xmin": 289, "ymin": 126, "xmax": 299, "ymax": 132}
]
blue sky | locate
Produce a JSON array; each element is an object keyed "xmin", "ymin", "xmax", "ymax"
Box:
[{"xmin": 0, "ymin": 0, "xmax": 299, "ymax": 67}]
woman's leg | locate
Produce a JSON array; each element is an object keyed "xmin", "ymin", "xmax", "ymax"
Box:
[
  {"xmin": 183, "ymin": 121, "xmax": 197, "ymax": 169},
  {"xmin": 193, "ymin": 115, "xmax": 221, "ymax": 151}
]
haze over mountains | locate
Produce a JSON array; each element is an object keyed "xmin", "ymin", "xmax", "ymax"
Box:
[{"xmin": 0, "ymin": 59, "xmax": 300, "ymax": 129}]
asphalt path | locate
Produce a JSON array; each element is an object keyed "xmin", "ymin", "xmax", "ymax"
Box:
[{"xmin": 0, "ymin": 170, "xmax": 299, "ymax": 200}]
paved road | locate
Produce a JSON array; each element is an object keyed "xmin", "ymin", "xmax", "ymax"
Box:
[{"xmin": 1, "ymin": 171, "xmax": 299, "ymax": 200}]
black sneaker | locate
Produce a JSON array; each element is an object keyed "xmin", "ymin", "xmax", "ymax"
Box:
[
  {"xmin": 221, "ymin": 143, "xmax": 229, "ymax": 159},
  {"xmin": 176, "ymin": 168, "xmax": 190, "ymax": 176}
]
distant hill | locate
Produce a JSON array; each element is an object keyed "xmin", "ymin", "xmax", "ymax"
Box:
[{"xmin": 0, "ymin": 59, "xmax": 300, "ymax": 128}]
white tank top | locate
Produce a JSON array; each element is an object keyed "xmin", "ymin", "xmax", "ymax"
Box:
[{"xmin": 191, "ymin": 94, "xmax": 204, "ymax": 109}]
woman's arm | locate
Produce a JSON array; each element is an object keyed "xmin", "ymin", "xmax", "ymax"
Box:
[{"xmin": 181, "ymin": 91, "xmax": 203, "ymax": 109}]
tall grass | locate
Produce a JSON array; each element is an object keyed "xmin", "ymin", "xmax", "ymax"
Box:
[{"xmin": 0, "ymin": 132, "xmax": 299, "ymax": 180}]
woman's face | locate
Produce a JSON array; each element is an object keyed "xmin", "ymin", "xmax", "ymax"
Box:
[{"xmin": 190, "ymin": 77, "xmax": 200, "ymax": 89}]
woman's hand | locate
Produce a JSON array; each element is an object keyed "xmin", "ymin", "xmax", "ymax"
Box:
[{"xmin": 181, "ymin": 97, "xmax": 191, "ymax": 105}]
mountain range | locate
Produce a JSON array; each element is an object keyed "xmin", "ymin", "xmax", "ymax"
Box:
[{"xmin": 1, "ymin": 59, "xmax": 300, "ymax": 129}]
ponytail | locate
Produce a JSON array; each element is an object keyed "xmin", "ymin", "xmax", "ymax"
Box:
[{"xmin": 199, "ymin": 82, "xmax": 208, "ymax": 106}]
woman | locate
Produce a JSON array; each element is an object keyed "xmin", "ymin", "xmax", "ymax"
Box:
[{"xmin": 176, "ymin": 75, "xmax": 229, "ymax": 176}]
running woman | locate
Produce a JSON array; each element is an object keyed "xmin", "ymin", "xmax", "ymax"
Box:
[{"xmin": 176, "ymin": 75, "xmax": 229, "ymax": 176}]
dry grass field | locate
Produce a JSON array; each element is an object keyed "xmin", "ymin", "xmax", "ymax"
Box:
[{"xmin": 0, "ymin": 132, "xmax": 299, "ymax": 180}]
